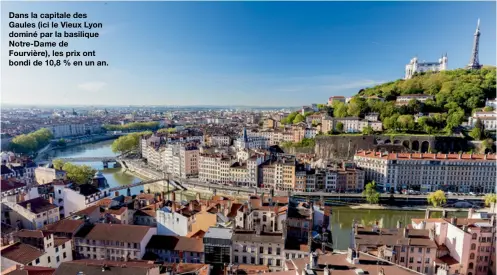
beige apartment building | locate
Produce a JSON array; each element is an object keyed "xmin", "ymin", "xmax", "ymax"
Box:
[
  {"xmin": 354, "ymin": 150, "xmax": 497, "ymax": 192},
  {"xmin": 232, "ymin": 230, "xmax": 286, "ymax": 271},
  {"xmin": 74, "ymin": 223, "xmax": 156, "ymax": 261},
  {"xmin": 354, "ymin": 223, "xmax": 438, "ymax": 275},
  {"xmin": 179, "ymin": 145, "xmax": 199, "ymax": 178},
  {"xmin": 198, "ymin": 154, "xmax": 232, "ymax": 184}
]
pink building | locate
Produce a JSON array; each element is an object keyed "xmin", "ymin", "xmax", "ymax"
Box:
[{"xmin": 411, "ymin": 209, "xmax": 496, "ymax": 275}]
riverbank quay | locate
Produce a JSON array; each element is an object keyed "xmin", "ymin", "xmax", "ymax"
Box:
[
  {"xmin": 119, "ymin": 158, "xmax": 487, "ymax": 208},
  {"xmin": 349, "ymin": 204, "xmax": 478, "ymax": 212},
  {"xmin": 34, "ymin": 134, "xmax": 119, "ymax": 162}
]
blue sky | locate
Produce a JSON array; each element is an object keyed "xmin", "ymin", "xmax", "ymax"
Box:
[{"xmin": 2, "ymin": 1, "xmax": 496, "ymax": 106}]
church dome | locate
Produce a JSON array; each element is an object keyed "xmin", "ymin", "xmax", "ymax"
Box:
[{"xmin": 93, "ymin": 171, "xmax": 104, "ymax": 179}]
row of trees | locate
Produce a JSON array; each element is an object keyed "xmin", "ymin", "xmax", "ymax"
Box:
[
  {"xmin": 363, "ymin": 184, "xmax": 497, "ymax": 208},
  {"xmin": 103, "ymin": 121, "xmax": 160, "ymax": 132},
  {"xmin": 111, "ymin": 131, "xmax": 152, "ymax": 154},
  {"xmin": 10, "ymin": 128, "xmax": 53, "ymax": 154},
  {"xmin": 280, "ymin": 138, "xmax": 316, "ymax": 148},
  {"xmin": 52, "ymin": 159, "xmax": 96, "ymax": 185},
  {"xmin": 280, "ymin": 112, "xmax": 305, "ymax": 125}
]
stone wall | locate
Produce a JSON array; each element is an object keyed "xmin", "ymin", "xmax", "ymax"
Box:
[{"xmin": 314, "ymin": 135, "xmax": 470, "ymax": 160}]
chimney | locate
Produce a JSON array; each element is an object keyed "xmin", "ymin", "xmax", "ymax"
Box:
[
  {"xmin": 324, "ymin": 264, "xmax": 330, "ymax": 275},
  {"xmin": 409, "ymin": 153, "xmax": 412, "ymax": 159},
  {"xmin": 468, "ymin": 208, "xmax": 475, "ymax": 219},
  {"xmin": 396, "ymin": 220, "xmax": 402, "ymax": 229},
  {"xmin": 114, "ymin": 191, "xmax": 119, "ymax": 197},
  {"xmin": 49, "ymin": 196, "xmax": 53, "ymax": 205},
  {"xmin": 458, "ymin": 154, "xmax": 462, "ymax": 160},
  {"xmin": 403, "ymin": 227, "xmax": 409, "ymax": 238},
  {"xmin": 196, "ymin": 193, "xmax": 200, "ymax": 201},
  {"xmin": 189, "ymin": 202, "xmax": 194, "ymax": 212},
  {"xmin": 442, "ymin": 210, "xmax": 448, "ymax": 218},
  {"xmin": 26, "ymin": 203, "xmax": 32, "ymax": 212},
  {"xmin": 484, "ymin": 154, "xmax": 488, "ymax": 160},
  {"xmin": 172, "ymin": 202, "xmax": 177, "ymax": 213},
  {"xmin": 462, "ymin": 225, "xmax": 468, "ymax": 232},
  {"xmin": 425, "ymin": 209, "xmax": 430, "ymax": 219},
  {"xmin": 450, "ymin": 217, "xmax": 457, "ymax": 225}
]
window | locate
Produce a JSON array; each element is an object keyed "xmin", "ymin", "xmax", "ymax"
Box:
[
  {"xmin": 62, "ymin": 243, "xmax": 65, "ymax": 249},
  {"xmin": 425, "ymin": 258, "xmax": 430, "ymax": 264},
  {"xmin": 56, "ymin": 247, "xmax": 59, "ymax": 253},
  {"xmin": 56, "ymin": 256, "xmax": 60, "ymax": 262},
  {"xmin": 426, "ymin": 248, "xmax": 430, "ymax": 253},
  {"xmin": 243, "ymin": 256, "xmax": 246, "ymax": 264},
  {"xmin": 277, "ymin": 248, "xmax": 281, "ymax": 255},
  {"xmin": 401, "ymin": 246, "xmax": 406, "ymax": 252},
  {"xmin": 418, "ymin": 247, "xmax": 422, "ymax": 253},
  {"xmin": 35, "ymin": 258, "xmax": 40, "ymax": 264},
  {"xmin": 63, "ymin": 252, "xmax": 67, "ymax": 259},
  {"xmin": 409, "ymin": 257, "xmax": 414, "ymax": 263},
  {"xmin": 400, "ymin": 257, "xmax": 405, "ymax": 262},
  {"xmin": 424, "ymin": 267, "xmax": 429, "ymax": 274},
  {"xmin": 260, "ymin": 247, "xmax": 263, "ymax": 253},
  {"xmin": 470, "ymin": 253, "xmax": 475, "ymax": 260},
  {"xmin": 472, "ymin": 233, "xmax": 477, "ymax": 240},
  {"xmin": 410, "ymin": 247, "xmax": 414, "ymax": 253},
  {"xmin": 471, "ymin": 243, "xmax": 476, "ymax": 250}
]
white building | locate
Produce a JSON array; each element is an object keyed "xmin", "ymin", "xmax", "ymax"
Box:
[
  {"xmin": 485, "ymin": 98, "xmax": 497, "ymax": 109},
  {"xmin": 211, "ymin": 135, "xmax": 231, "ymax": 146},
  {"xmin": 3, "ymin": 197, "xmax": 60, "ymax": 230},
  {"xmin": 468, "ymin": 111, "xmax": 497, "ymax": 130},
  {"xmin": 48, "ymin": 123, "xmax": 102, "ymax": 138},
  {"xmin": 1, "ymin": 230, "xmax": 72, "ymax": 271},
  {"xmin": 156, "ymin": 204, "xmax": 189, "ymax": 236},
  {"xmin": 1, "ymin": 179, "xmax": 28, "ymax": 203},
  {"xmin": 34, "ymin": 167, "xmax": 66, "ymax": 185},
  {"xmin": 405, "ymin": 54, "xmax": 448, "ymax": 80},
  {"xmin": 231, "ymin": 230, "xmax": 286, "ymax": 271},
  {"xmin": 396, "ymin": 94, "xmax": 434, "ymax": 105},
  {"xmin": 74, "ymin": 223, "xmax": 156, "ymax": 261},
  {"xmin": 199, "ymin": 154, "xmax": 232, "ymax": 184},
  {"xmin": 354, "ymin": 150, "xmax": 496, "ymax": 192}
]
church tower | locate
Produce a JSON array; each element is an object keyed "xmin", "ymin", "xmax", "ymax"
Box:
[{"xmin": 467, "ymin": 19, "xmax": 482, "ymax": 70}]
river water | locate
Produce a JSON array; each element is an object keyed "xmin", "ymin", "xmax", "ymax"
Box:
[
  {"xmin": 44, "ymin": 140, "xmax": 468, "ymax": 250},
  {"xmin": 42, "ymin": 140, "xmax": 145, "ymax": 195}
]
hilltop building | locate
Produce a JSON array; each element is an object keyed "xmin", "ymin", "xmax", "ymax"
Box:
[{"xmin": 405, "ymin": 54, "xmax": 448, "ymax": 80}]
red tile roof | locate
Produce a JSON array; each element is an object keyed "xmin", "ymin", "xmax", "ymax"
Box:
[
  {"xmin": 0, "ymin": 243, "xmax": 45, "ymax": 265},
  {"xmin": 83, "ymin": 224, "xmax": 154, "ymax": 243},
  {"xmin": 355, "ymin": 150, "xmax": 496, "ymax": 161}
]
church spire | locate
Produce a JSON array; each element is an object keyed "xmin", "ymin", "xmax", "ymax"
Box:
[{"xmin": 467, "ymin": 19, "xmax": 482, "ymax": 70}]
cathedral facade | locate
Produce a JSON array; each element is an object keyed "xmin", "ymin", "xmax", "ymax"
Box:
[{"xmin": 404, "ymin": 54, "xmax": 448, "ymax": 80}]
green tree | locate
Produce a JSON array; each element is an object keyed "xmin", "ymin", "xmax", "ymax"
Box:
[
  {"xmin": 427, "ymin": 190, "xmax": 447, "ymax": 207},
  {"xmin": 332, "ymin": 101, "xmax": 348, "ymax": 118},
  {"xmin": 293, "ymin": 114, "xmax": 305, "ymax": 124},
  {"xmin": 347, "ymin": 97, "xmax": 366, "ymax": 117},
  {"xmin": 397, "ymin": 115, "xmax": 415, "ymax": 131},
  {"xmin": 104, "ymin": 122, "xmax": 160, "ymax": 132},
  {"xmin": 62, "ymin": 162, "xmax": 97, "ymax": 185},
  {"xmin": 111, "ymin": 131, "xmax": 152, "ymax": 154},
  {"xmin": 483, "ymin": 106, "xmax": 494, "ymax": 112},
  {"xmin": 52, "ymin": 159, "xmax": 66, "ymax": 170},
  {"xmin": 362, "ymin": 125, "xmax": 374, "ymax": 135},
  {"xmin": 336, "ymin": 122, "xmax": 344, "ymax": 132},
  {"xmin": 481, "ymin": 138, "xmax": 495, "ymax": 153},
  {"xmin": 10, "ymin": 128, "xmax": 53, "ymax": 154},
  {"xmin": 484, "ymin": 194, "xmax": 497, "ymax": 207},
  {"xmin": 469, "ymin": 119, "xmax": 484, "ymax": 140},
  {"xmin": 282, "ymin": 112, "xmax": 298, "ymax": 125},
  {"xmin": 363, "ymin": 181, "xmax": 380, "ymax": 204}
]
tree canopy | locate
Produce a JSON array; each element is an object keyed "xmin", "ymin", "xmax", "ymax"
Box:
[
  {"xmin": 111, "ymin": 131, "xmax": 153, "ymax": 154},
  {"xmin": 10, "ymin": 128, "xmax": 53, "ymax": 154},
  {"xmin": 104, "ymin": 121, "xmax": 160, "ymax": 132},
  {"xmin": 427, "ymin": 190, "xmax": 447, "ymax": 207},
  {"xmin": 356, "ymin": 68, "xmax": 496, "ymax": 134},
  {"xmin": 363, "ymin": 181, "xmax": 380, "ymax": 204},
  {"xmin": 484, "ymin": 194, "xmax": 496, "ymax": 207},
  {"xmin": 58, "ymin": 161, "xmax": 97, "ymax": 185}
]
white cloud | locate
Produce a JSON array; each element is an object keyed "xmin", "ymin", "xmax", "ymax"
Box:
[{"xmin": 77, "ymin": 82, "xmax": 107, "ymax": 93}]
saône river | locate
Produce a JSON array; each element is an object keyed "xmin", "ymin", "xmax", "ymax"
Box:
[{"xmin": 42, "ymin": 140, "xmax": 468, "ymax": 250}]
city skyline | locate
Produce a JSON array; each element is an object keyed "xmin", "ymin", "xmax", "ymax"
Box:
[{"xmin": 2, "ymin": 1, "xmax": 496, "ymax": 107}]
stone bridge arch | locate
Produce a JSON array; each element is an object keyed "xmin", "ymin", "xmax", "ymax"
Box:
[
  {"xmin": 411, "ymin": 140, "xmax": 420, "ymax": 151},
  {"xmin": 421, "ymin": 141, "xmax": 430, "ymax": 153}
]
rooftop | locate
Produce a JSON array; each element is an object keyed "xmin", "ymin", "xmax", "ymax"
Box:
[
  {"xmin": 354, "ymin": 150, "xmax": 496, "ymax": 161},
  {"xmin": 78, "ymin": 223, "xmax": 154, "ymax": 243},
  {"xmin": 0, "ymin": 242, "xmax": 46, "ymax": 265},
  {"xmin": 146, "ymin": 235, "xmax": 203, "ymax": 252},
  {"xmin": 286, "ymin": 251, "xmax": 422, "ymax": 275},
  {"xmin": 204, "ymin": 227, "xmax": 233, "ymax": 240},
  {"xmin": 54, "ymin": 260, "xmax": 159, "ymax": 275},
  {"xmin": 18, "ymin": 197, "xmax": 58, "ymax": 214}
]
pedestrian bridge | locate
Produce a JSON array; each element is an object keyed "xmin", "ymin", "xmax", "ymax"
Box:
[
  {"xmin": 108, "ymin": 178, "xmax": 187, "ymax": 192},
  {"xmin": 49, "ymin": 156, "xmax": 117, "ymax": 162}
]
